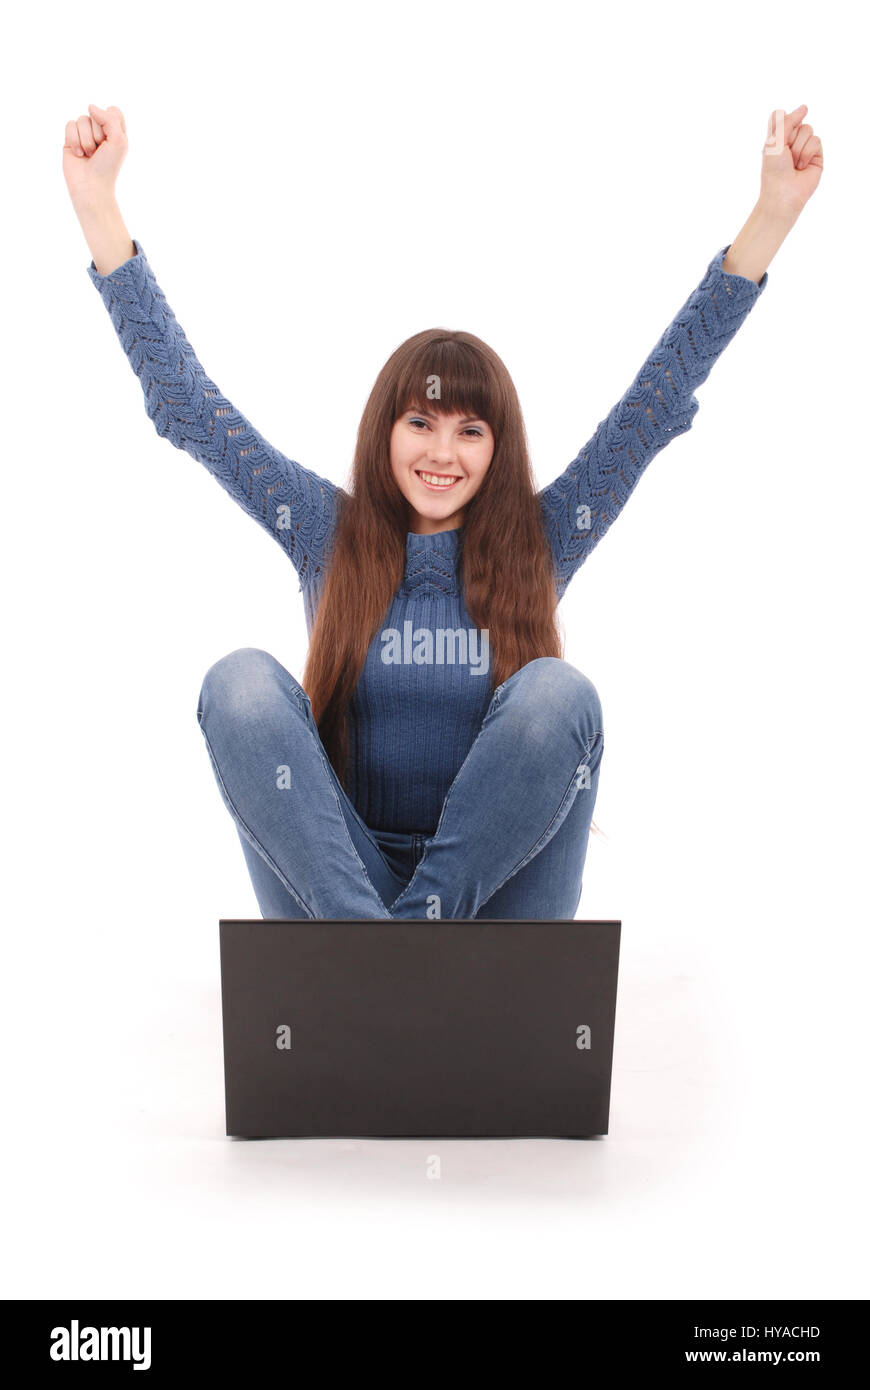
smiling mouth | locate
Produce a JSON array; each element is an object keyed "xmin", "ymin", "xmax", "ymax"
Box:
[{"xmin": 416, "ymin": 469, "xmax": 461, "ymax": 490}]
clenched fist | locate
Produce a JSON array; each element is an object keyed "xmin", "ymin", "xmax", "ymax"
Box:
[{"xmin": 63, "ymin": 104, "xmax": 128, "ymax": 208}]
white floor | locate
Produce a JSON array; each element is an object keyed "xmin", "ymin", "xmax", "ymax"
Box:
[{"xmin": 5, "ymin": 836, "xmax": 865, "ymax": 1302}]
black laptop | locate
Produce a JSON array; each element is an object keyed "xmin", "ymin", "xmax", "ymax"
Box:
[{"xmin": 219, "ymin": 919, "xmax": 621, "ymax": 1138}]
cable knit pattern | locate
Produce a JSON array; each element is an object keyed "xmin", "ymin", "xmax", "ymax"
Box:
[
  {"xmin": 87, "ymin": 241, "xmax": 767, "ymax": 832},
  {"xmin": 87, "ymin": 240, "xmax": 341, "ymax": 588},
  {"xmin": 399, "ymin": 530, "xmax": 464, "ymax": 599},
  {"xmin": 538, "ymin": 245, "xmax": 768, "ymax": 596}
]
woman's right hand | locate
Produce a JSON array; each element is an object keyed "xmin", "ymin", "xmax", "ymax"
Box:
[{"xmin": 63, "ymin": 103, "xmax": 128, "ymax": 207}]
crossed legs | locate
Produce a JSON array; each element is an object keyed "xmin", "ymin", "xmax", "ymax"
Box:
[{"xmin": 197, "ymin": 650, "xmax": 603, "ymax": 921}]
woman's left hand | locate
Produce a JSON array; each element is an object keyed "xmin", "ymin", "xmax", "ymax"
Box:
[{"xmin": 759, "ymin": 105, "xmax": 824, "ymax": 219}]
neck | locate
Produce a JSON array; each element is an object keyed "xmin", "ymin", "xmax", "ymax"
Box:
[{"xmin": 409, "ymin": 509, "xmax": 465, "ymax": 535}]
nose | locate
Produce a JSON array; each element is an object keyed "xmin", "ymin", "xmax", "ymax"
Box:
[{"xmin": 427, "ymin": 428, "xmax": 456, "ymax": 467}]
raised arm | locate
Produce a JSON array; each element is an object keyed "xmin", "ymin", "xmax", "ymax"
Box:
[
  {"xmin": 538, "ymin": 104, "xmax": 823, "ymax": 599},
  {"xmin": 87, "ymin": 237, "xmax": 341, "ymax": 586},
  {"xmin": 538, "ymin": 243, "xmax": 768, "ymax": 597},
  {"xmin": 65, "ymin": 103, "xmax": 341, "ymax": 590}
]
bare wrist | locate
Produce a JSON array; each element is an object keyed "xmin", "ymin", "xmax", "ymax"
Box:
[
  {"xmin": 754, "ymin": 194, "xmax": 801, "ymax": 230},
  {"xmin": 73, "ymin": 191, "xmax": 120, "ymax": 221},
  {"xmin": 74, "ymin": 195, "xmax": 136, "ymax": 277}
]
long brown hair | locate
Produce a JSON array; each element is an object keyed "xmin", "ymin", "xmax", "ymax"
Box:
[{"xmin": 302, "ymin": 329, "xmax": 603, "ymax": 827}]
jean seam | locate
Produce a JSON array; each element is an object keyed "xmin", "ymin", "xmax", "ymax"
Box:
[
  {"xmin": 391, "ymin": 725, "xmax": 603, "ymax": 916},
  {"xmin": 285, "ymin": 689, "xmax": 396, "ymax": 908},
  {"xmin": 502, "ymin": 730, "xmax": 604, "ymax": 881},
  {"xmin": 304, "ymin": 730, "xmax": 395, "ymax": 914},
  {"xmin": 476, "ymin": 729, "xmax": 604, "ymax": 904},
  {"xmin": 197, "ymin": 717, "xmax": 316, "ymax": 919},
  {"xmin": 289, "ymin": 685, "xmax": 399, "ymax": 875},
  {"xmin": 201, "ymin": 677, "xmax": 394, "ymax": 915},
  {"xmin": 327, "ymin": 763, "xmax": 399, "ymax": 867}
]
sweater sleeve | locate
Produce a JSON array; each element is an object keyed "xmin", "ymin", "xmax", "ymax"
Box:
[
  {"xmin": 537, "ymin": 244, "xmax": 769, "ymax": 598},
  {"xmin": 87, "ymin": 239, "xmax": 341, "ymax": 589}
]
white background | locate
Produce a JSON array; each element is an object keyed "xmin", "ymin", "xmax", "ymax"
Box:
[{"xmin": 2, "ymin": 0, "xmax": 867, "ymax": 1300}]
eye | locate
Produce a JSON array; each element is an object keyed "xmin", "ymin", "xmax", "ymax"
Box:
[{"xmin": 404, "ymin": 416, "xmax": 485, "ymax": 437}]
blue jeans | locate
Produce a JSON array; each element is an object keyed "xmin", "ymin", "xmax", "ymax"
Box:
[{"xmin": 196, "ymin": 650, "xmax": 604, "ymax": 921}]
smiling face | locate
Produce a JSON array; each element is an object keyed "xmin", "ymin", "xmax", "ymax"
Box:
[{"xmin": 389, "ymin": 406, "xmax": 495, "ymax": 534}]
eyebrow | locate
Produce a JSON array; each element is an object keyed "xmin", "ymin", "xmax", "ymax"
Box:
[{"xmin": 406, "ymin": 408, "xmax": 487, "ymax": 425}]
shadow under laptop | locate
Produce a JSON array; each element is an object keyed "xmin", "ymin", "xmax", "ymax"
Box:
[{"xmin": 129, "ymin": 949, "xmax": 720, "ymax": 1205}]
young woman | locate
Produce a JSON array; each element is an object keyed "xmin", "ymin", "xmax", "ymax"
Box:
[{"xmin": 64, "ymin": 103, "xmax": 822, "ymax": 922}]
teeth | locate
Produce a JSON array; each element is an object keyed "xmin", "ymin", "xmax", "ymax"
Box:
[{"xmin": 418, "ymin": 470, "xmax": 458, "ymax": 488}]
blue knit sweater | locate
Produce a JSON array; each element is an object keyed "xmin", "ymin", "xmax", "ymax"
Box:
[{"xmin": 88, "ymin": 240, "xmax": 768, "ymax": 833}]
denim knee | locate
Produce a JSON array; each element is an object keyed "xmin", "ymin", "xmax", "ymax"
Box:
[
  {"xmin": 500, "ymin": 657, "xmax": 603, "ymax": 742},
  {"xmin": 197, "ymin": 647, "xmax": 287, "ymax": 728}
]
